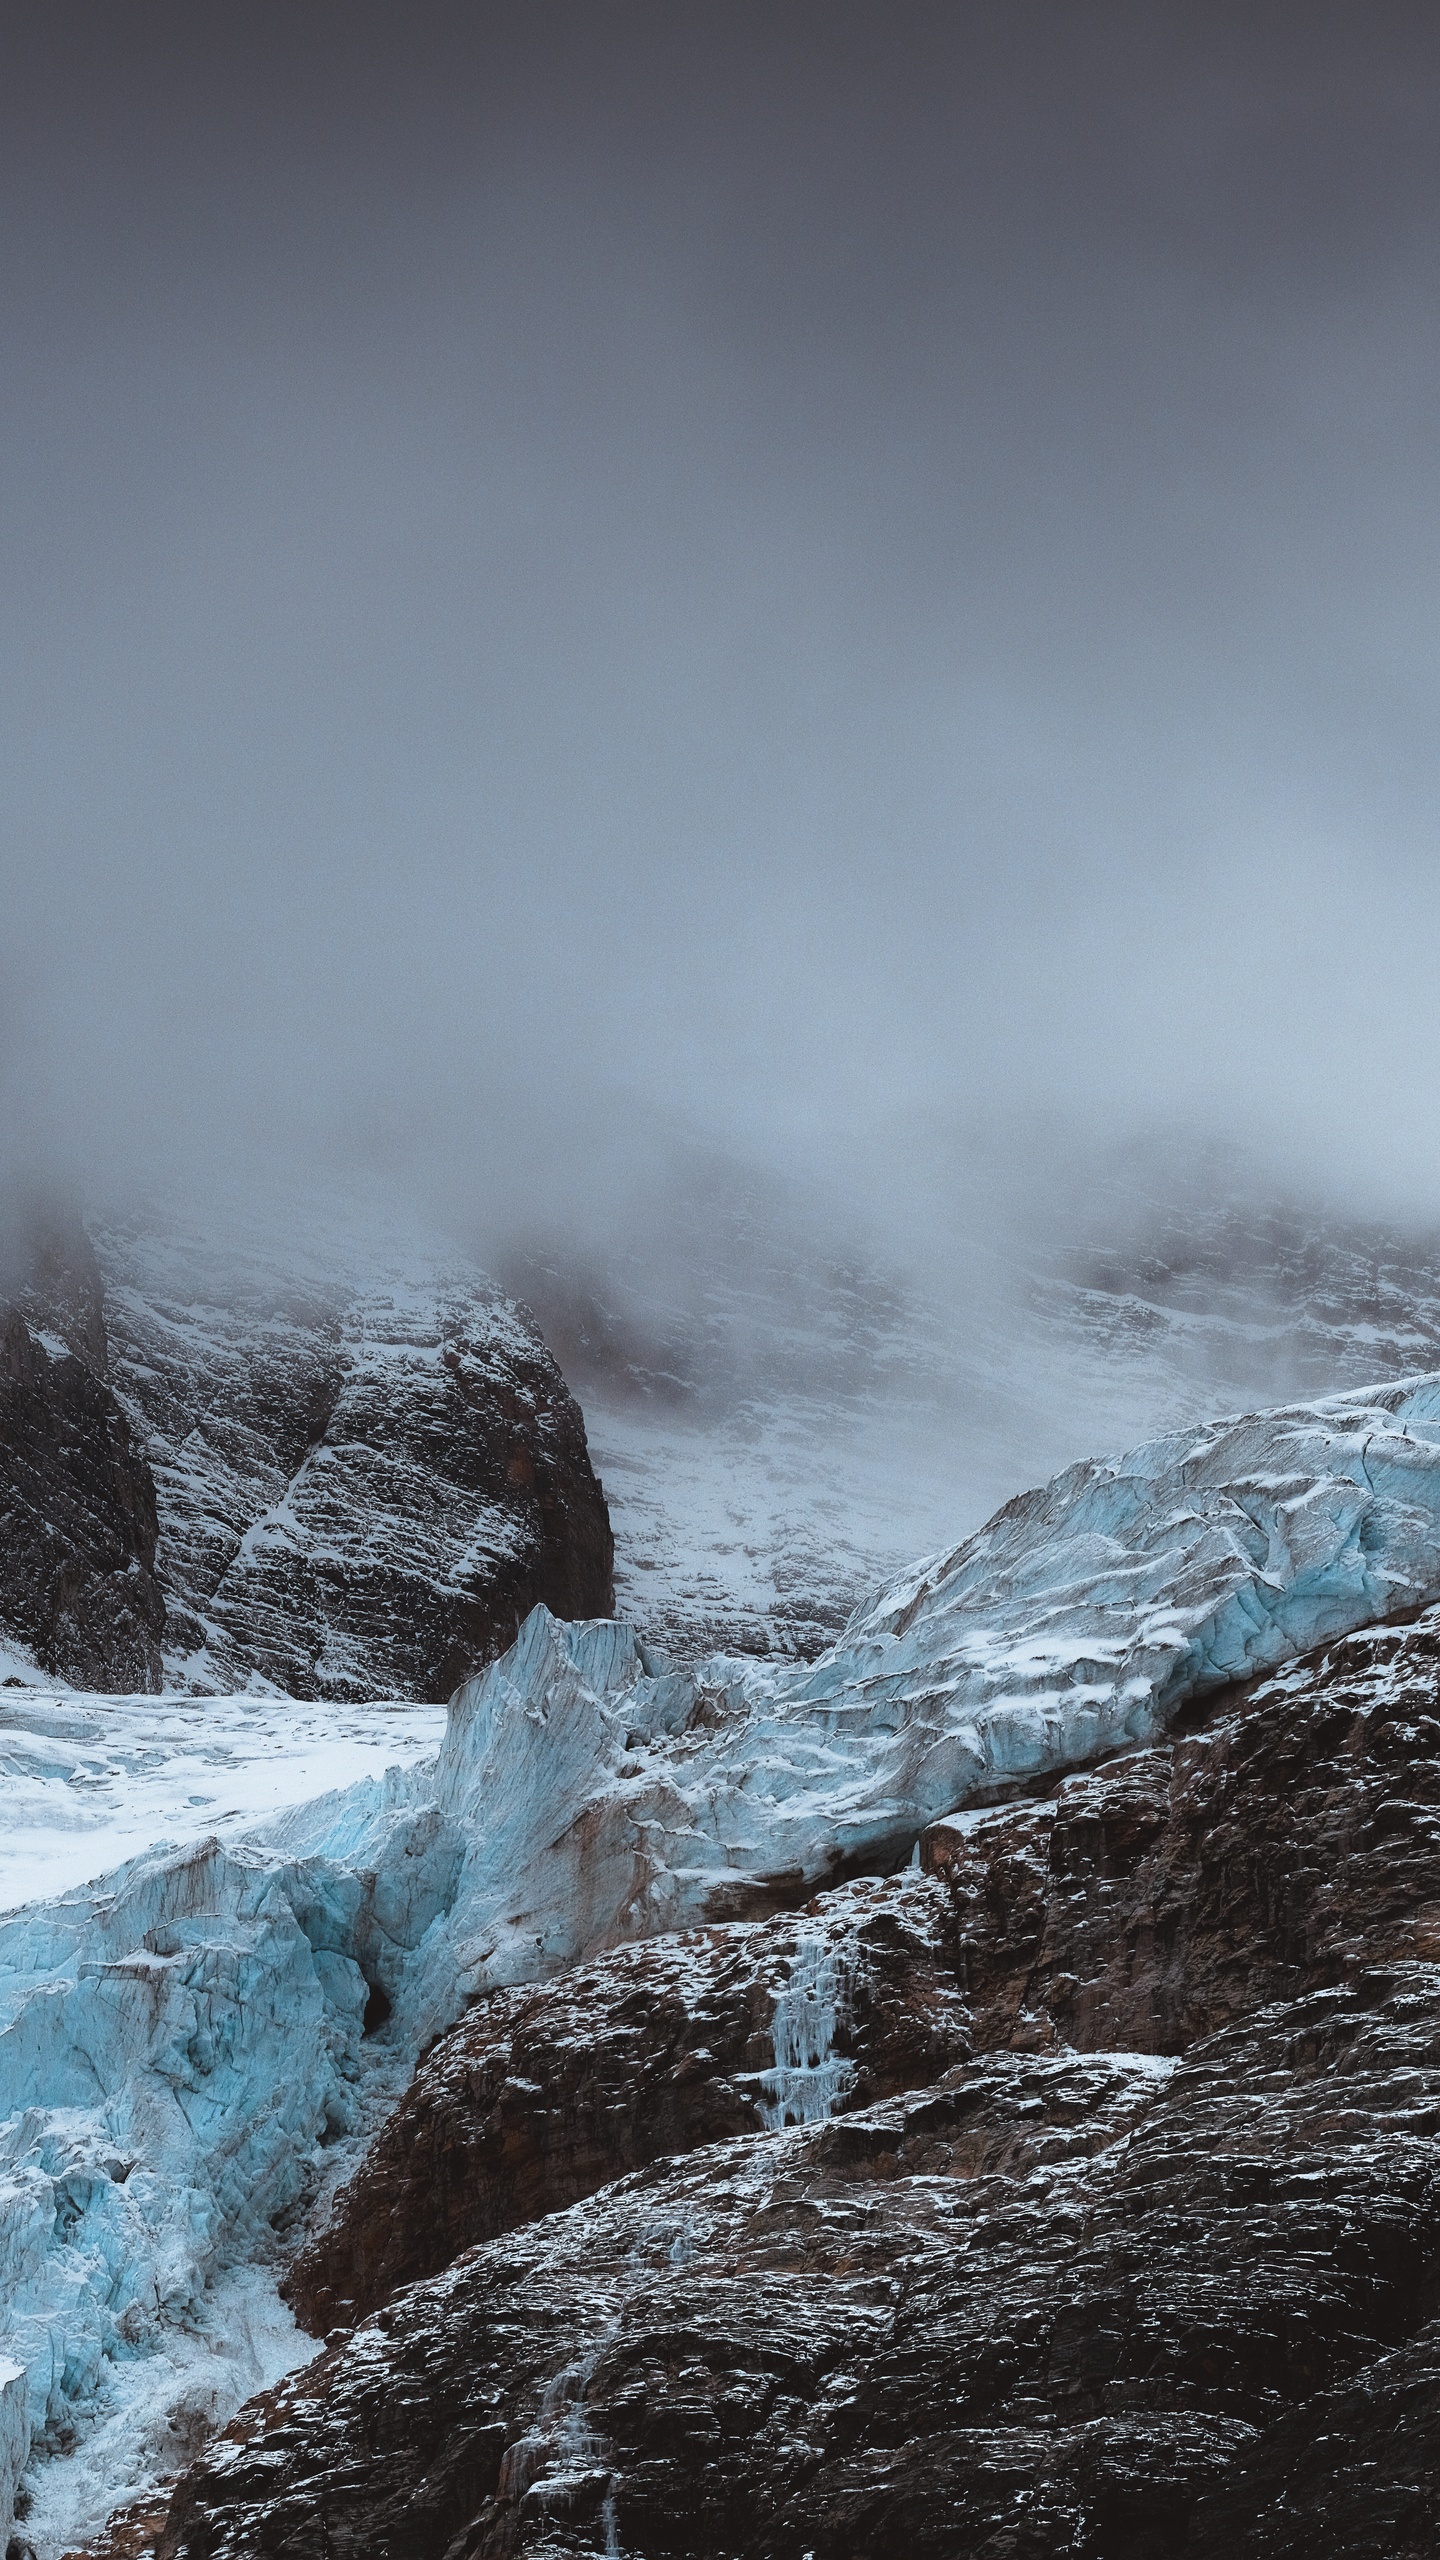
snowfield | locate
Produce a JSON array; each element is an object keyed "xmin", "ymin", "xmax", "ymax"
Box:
[
  {"xmin": 0, "ymin": 1693, "xmax": 446, "ymax": 1913},
  {"xmin": 7, "ymin": 1375, "xmax": 1440, "ymax": 2548},
  {"xmin": 513, "ymin": 1147, "xmax": 1440, "ymax": 1660}
]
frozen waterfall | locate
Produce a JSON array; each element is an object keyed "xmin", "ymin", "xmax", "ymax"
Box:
[{"xmin": 757, "ymin": 1940, "xmax": 857, "ymax": 2130}]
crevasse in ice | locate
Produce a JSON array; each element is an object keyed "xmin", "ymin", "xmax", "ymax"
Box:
[{"xmin": 9, "ymin": 1373, "xmax": 1440, "ymax": 2540}]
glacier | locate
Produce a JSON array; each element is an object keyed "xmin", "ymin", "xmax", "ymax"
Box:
[
  {"xmin": 370, "ymin": 1371, "xmax": 1440, "ymax": 2020},
  {"xmin": 8, "ymin": 1373, "xmax": 1440, "ymax": 2547}
]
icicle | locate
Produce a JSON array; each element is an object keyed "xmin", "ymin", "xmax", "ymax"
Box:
[{"xmin": 757, "ymin": 1938, "xmax": 856, "ymax": 2129}]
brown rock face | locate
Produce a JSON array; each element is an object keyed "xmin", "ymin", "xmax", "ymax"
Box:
[
  {"xmin": 927, "ymin": 1614, "xmax": 1440, "ymax": 2051},
  {"xmin": 154, "ymin": 1607, "xmax": 1440, "ymax": 2556},
  {"xmin": 286, "ymin": 1886, "xmax": 970, "ymax": 2333}
]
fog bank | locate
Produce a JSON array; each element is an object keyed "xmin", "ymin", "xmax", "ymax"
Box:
[{"xmin": 4, "ymin": 5, "xmax": 1440, "ymax": 1267}]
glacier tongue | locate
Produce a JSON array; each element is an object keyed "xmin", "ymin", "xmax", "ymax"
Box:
[
  {"xmin": 0, "ymin": 1785, "xmax": 457, "ymax": 2553},
  {"xmin": 384, "ymin": 1372, "xmax": 1440, "ymax": 2021},
  {"xmin": 9, "ymin": 1373, "xmax": 1440, "ymax": 2542}
]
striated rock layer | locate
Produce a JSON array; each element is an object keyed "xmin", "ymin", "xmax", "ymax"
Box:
[
  {"xmin": 284, "ymin": 1882, "xmax": 970, "ymax": 2335},
  {"xmin": 0, "ymin": 1194, "xmax": 615, "ymax": 1702},
  {"xmin": 160, "ymin": 1604, "xmax": 1440, "ymax": 2557},
  {"xmin": 93, "ymin": 1201, "xmax": 614, "ymax": 1701}
]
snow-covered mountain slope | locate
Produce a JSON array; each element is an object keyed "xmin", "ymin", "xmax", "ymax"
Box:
[
  {"xmin": 6, "ymin": 1373, "xmax": 1440, "ymax": 2549},
  {"xmin": 79, "ymin": 1199, "xmax": 613, "ymax": 1699},
  {"xmin": 510, "ymin": 1147, "xmax": 1440, "ymax": 1660},
  {"xmin": 504, "ymin": 1169, "xmax": 1027, "ymax": 1659},
  {"xmin": 1040, "ymin": 1171, "xmax": 1440, "ymax": 1418}
]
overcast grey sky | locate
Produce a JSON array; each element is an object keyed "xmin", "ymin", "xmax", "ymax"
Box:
[{"xmin": 5, "ymin": 3, "xmax": 1440, "ymax": 1236}]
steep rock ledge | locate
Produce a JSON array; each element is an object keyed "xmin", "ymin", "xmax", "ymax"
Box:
[
  {"xmin": 155, "ymin": 1605, "xmax": 1440, "ymax": 2556},
  {"xmin": 159, "ymin": 1983, "xmax": 1440, "ymax": 2559},
  {"xmin": 285, "ymin": 1883, "xmax": 970, "ymax": 2332},
  {"xmin": 0, "ymin": 1205, "xmax": 165, "ymax": 1691},
  {"xmin": 0, "ymin": 1197, "xmax": 615, "ymax": 1702},
  {"xmin": 94, "ymin": 1206, "xmax": 615, "ymax": 1701}
]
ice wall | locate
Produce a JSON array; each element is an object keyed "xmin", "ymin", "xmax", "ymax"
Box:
[
  {"xmin": 367, "ymin": 1373, "xmax": 1440, "ymax": 2025},
  {"xmin": 8, "ymin": 1372, "xmax": 1440, "ymax": 2527},
  {"xmin": 0, "ymin": 2357, "xmax": 25, "ymax": 2552},
  {"xmin": 0, "ymin": 1792, "xmax": 455, "ymax": 2541}
]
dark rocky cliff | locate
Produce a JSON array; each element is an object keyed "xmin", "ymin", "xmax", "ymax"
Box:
[
  {"xmin": 96, "ymin": 1208, "xmax": 616, "ymax": 1700},
  {"xmin": 151, "ymin": 1605, "xmax": 1440, "ymax": 2558},
  {"xmin": 0, "ymin": 1206, "xmax": 165, "ymax": 1689},
  {"xmin": 0, "ymin": 1200, "xmax": 614, "ymax": 1700}
]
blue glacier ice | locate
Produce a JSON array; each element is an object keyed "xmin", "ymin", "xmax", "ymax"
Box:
[
  {"xmin": 8, "ymin": 1372, "xmax": 1440, "ymax": 2544},
  {"xmin": 349, "ymin": 1372, "xmax": 1440, "ymax": 2019}
]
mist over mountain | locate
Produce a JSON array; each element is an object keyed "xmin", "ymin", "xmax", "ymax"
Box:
[
  {"xmin": 6, "ymin": 2, "xmax": 1440, "ymax": 1255},
  {"xmin": 7, "ymin": 8, "xmax": 1440, "ymax": 2556}
]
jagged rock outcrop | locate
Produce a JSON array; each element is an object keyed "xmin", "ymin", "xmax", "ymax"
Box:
[
  {"xmin": 156, "ymin": 1605, "xmax": 1440, "ymax": 2557},
  {"xmin": 0, "ymin": 1206, "xmax": 164, "ymax": 1690},
  {"xmin": 285, "ymin": 1884, "xmax": 969, "ymax": 2333},
  {"xmin": 0, "ymin": 1195, "xmax": 614, "ymax": 1702},
  {"xmin": 93, "ymin": 1204, "xmax": 613, "ymax": 1700}
]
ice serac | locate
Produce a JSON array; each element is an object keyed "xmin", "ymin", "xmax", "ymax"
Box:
[
  {"xmin": 0, "ymin": 1792, "xmax": 459, "ymax": 2528},
  {"xmin": 384, "ymin": 1372, "xmax": 1440, "ymax": 2014}
]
